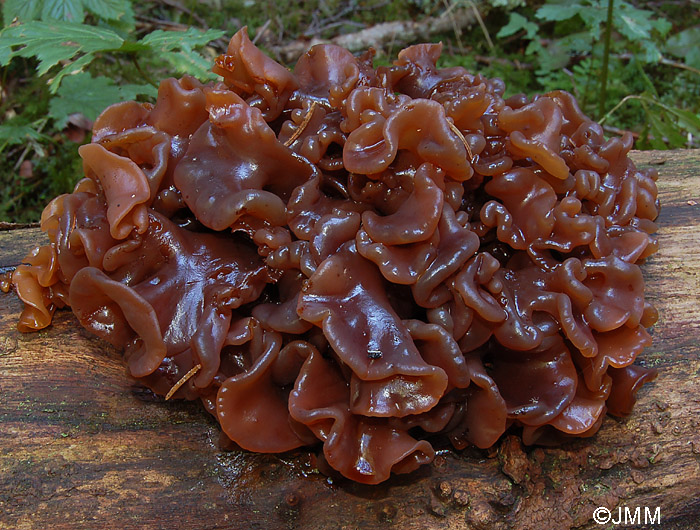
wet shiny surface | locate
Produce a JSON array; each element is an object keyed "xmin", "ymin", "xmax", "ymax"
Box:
[{"xmin": 11, "ymin": 28, "xmax": 659, "ymax": 484}]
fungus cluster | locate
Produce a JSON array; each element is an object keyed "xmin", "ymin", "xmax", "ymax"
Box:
[{"xmin": 13, "ymin": 28, "xmax": 659, "ymax": 484}]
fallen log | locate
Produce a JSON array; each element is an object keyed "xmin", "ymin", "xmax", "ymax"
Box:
[
  {"xmin": 271, "ymin": 6, "xmax": 486, "ymax": 63},
  {"xmin": 0, "ymin": 150, "xmax": 698, "ymax": 529}
]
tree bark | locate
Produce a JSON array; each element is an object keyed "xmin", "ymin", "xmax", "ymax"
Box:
[{"xmin": 0, "ymin": 150, "xmax": 698, "ymax": 530}]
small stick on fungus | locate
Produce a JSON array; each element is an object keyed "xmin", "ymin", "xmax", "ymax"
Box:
[
  {"xmin": 165, "ymin": 364, "xmax": 202, "ymax": 401},
  {"xmin": 284, "ymin": 101, "xmax": 318, "ymax": 147},
  {"xmin": 448, "ymin": 120, "xmax": 474, "ymax": 161}
]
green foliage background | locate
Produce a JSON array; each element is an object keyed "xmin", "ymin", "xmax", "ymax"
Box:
[{"xmin": 1, "ymin": 0, "xmax": 698, "ymax": 222}]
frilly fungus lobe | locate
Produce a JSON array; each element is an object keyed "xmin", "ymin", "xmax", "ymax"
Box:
[{"xmin": 13, "ymin": 28, "xmax": 659, "ymax": 484}]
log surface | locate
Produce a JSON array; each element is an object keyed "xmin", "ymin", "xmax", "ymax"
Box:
[{"xmin": 1, "ymin": 150, "xmax": 699, "ymax": 530}]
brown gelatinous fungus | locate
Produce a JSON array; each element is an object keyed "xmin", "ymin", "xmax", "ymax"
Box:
[{"xmin": 11, "ymin": 29, "xmax": 660, "ymax": 485}]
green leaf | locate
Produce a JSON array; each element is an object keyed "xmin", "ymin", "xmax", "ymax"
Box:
[
  {"xmin": 665, "ymin": 27, "xmax": 700, "ymax": 57},
  {"xmin": 41, "ymin": 0, "xmax": 85, "ymax": 23},
  {"xmin": 49, "ymin": 52, "xmax": 95, "ymax": 93},
  {"xmin": 616, "ymin": 13, "xmax": 650, "ymax": 40},
  {"xmin": 48, "ymin": 72, "xmax": 157, "ymax": 129},
  {"xmin": 651, "ymin": 17, "xmax": 672, "ymax": 37},
  {"xmin": 686, "ymin": 48, "xmax": 700, "ymax": 71},
  {"xmin": 665, "ymin": 27, "xmax": 700, "ymax": 69},
  {"xmin": 158, "ymin": 50, "xmax": 219, "ymax": 80},
  {"xmin": 525, "ymin": 39, "xmax": 544, "ymax": 57},
  {"xmin": 485, "ymin": 0, "xmax": 526, "ymax": 7},
  {"xmin": 638, "ymin": 40, "xmax": 661, "ymax": 64},
  {"xmin": 647, "ymin": 109, "xmax": 686, "ymax": 148},
  {"xmin": 82, "ymin": 0, "xmax": 132, "ymax": 22},
  {"xmin": 3, "ymin": 0, "xmax": 42, "ymax": 23},
  {"xmin": 534, "ymin": 39, "xmax": 570, "ymax": 75},
  {"xmin": 613, "ymin": 2, "xmax": 670, "ymax": 42},
  {"xmin": 496, "ymin": 13, "xmax": 538, "ymax": 40},
  {"xmin": 633, "ymin": 63, "xmax": 658, "ymax": 98},
  {"xmin": 577, "ymin": 2, "xmax": 607, "ymax": 36},
  {"xmin": 137, "ymin": 28, "xmax": 224, "ymax": 81},
  {"xmin": 0, "ymin": 124, "xmax": 47, "ymax": 144},
  {"xmin": 0, "ymin": 21, "xmax": 123, "ymax": 77},
  {"xmin": 557, "ymin": 31, "xmax": 593, "ymax": 55},
  {"xmin": 140, "ymin": 28, "xmax": 225, "ymax": 52},
  {"xmin": 645, "ymin": 98, "xmax": 700, "ymax": 135},
  {"xmin": 535, "ymin": 3, "xmax": 583, "ymax": 22},
  {"xmin": 117, "ymin": 40, "xmax": 151, "ymax": 53}
]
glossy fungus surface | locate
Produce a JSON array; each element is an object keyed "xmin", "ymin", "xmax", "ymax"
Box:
[{"xmin": 13, "ymin": 28, "xmax": 660, "ymax": 484}]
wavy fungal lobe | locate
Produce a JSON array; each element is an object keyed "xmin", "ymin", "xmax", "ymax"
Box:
[{"xmin": 12, "ymin": 28, "xmax": 659, "ymax": 485}]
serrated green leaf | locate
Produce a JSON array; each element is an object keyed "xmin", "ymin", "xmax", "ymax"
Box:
[
  {"xmin": 638, "ymin": 40, "xmax": 661, "ymax": 64},
  {"xmin": 3, "ymin": 0, "xmax": 42, "ymax": 23},
  {"xmin": 634, "ymin": 66, "xmax": 658, "ymax": 98},
  {"xmin": 0, "ymin": 124, "xmax": 47, "ymax": 143},
  {"xmin": 648, "ymin": 100, "xmax": 700, "ymax": 134},
  {"xmin": 83, "ymin": 0, "xmax": 132, "ymax": 22},
  {"xmin": 534, "ymin": 40, "xmax": 569, "ymax": 75},
  {"xmin": 158, "ymin": 50, "xmax": 219, "ymax": 80},
  {"xmin": 0, "ymin": 21, "xmax": 123, "ymax": 76},
  {"xmin": 617, "ymin": 13, "xmax": 650, "ymax": 40},
  {"xmin": 116, "ymin": 40, "xmax": 151, "ymax": 53},
  {"xmin": 49, "ymin": 52, "xmax": 95, "ymax": 92},
  {"xmin": 48, "ymin": 72, "xmax": 156, "ymax": 128},
  {"xmin": 137, "ymin": 28, "xmax": 223, "ymax": 81},
  {"xmin": 496, "ymin": 12, "xmax": 538, "ymax": 40},
  {"xmin": 650, "ymin": 17, "xmax": 672, "ymax": 37},
  {"xmin": 535, "ymin": 4, "xmax": 583, "ymax": 22},
  {"xmin": 140, "ymin": 28, "xmax": 224, "ymax": 52},
  {"xmin": 41, "ymin": 0, "xmax": 85, "ymax": 23},
  {"xmin": 577, "ymin": 3, "xmax": 607, "ymax": 35},
  {"xmin": 613, "ymin": 2, "xmax": 670, "ymax": 42},
  {"xmin": 647, "ymin": 110, "xmax": 686, "ymax": 147},
  {"xmin": 557, "ymin": 31, "xmax": 593, "ymax": 54},
  {"xmin": 525, "ymin": 39, "xmax": 543, "ymax": 57}
]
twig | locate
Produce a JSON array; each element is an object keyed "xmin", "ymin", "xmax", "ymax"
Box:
[
  {"xmin": 659, "ymin": 57, "xmax": 700, "ymax": 76},
  {"xmin": 561, "ymin": 67, "xmax": 580, "ymax": 99},
  {"xmin": 442, "ymin": 0, "xmax": 465, "ymax": 55},
  {"xmin": 0, "ymin": 221, "xmax": 41, "ymax": 231},
  {"xmin": 305, "ymin": 20, "xmax": 366, "ymax": 37},
  {"xmin": 302, "ymin": 0, "xmax": 389, "ymax": 38},
  {"xmin": 134, "ymin": 15, "xmax": 190, "ymax": 30},
  {"xmin": 602, "ymin": 124, "xmax": 639, "ymax": 138},
  {"xmin": 165, "ymin": 364, "xmax": 202, "ymax": 400},
  {"xmin": 603, "ymin": 52, "xmax": 700, "ymax": 76},
  {"xmin": 465, "ymin": 0, "xmax": 494, "ymax": 52},
  {"xmin": 474, "ymin": 55, "xmax": 533, "ymax": 70},
  {"xmin": 284, "ymin": 102, "xmax": 318, "ymax": 147},
  {"xmin": 157, "ymin": 0, "xmax": 208, "ymax": 28},
  {"xmin": 598, "ymin": 94, "xmax": 640, "ymax": 125},
  {"xmin": 448, "ymin": 120, "xmax": 474, "ymax": 161},
  {"xmin": 598, "ymin": 93, "xmax": 696, "ymax": 130},
  {"xmin": 131, "ymin": 55, "xmax": 158, "ymax": 88},
  {"xmin": 252, "ymin": 19, "xmax": 272, "ymax": 45}
]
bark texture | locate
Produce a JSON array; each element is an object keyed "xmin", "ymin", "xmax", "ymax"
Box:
[{"xmin": 0, "ymin": 150, "xmax": 699, "ymax": 530}]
